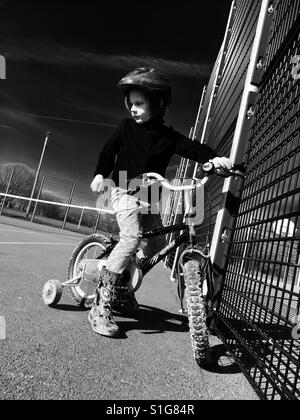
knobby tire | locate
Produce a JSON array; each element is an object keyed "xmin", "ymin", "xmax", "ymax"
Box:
[{"xmin": 183, "ymin": 259, "xmax": 210, "ymax": 365}]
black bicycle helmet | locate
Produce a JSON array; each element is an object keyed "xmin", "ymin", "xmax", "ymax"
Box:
[{"xmin": 117, "ymin": 67, "xmax": 172, "ymax": 106}]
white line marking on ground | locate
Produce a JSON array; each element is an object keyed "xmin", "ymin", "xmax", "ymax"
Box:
[
  {"xmin": 0, "ymin": 228, "xmax": 44, "ymax": 233},
  {"xmin": 0, "ymin": 227, "xmax": 83, "ymax": 239},
  {"xmin": 0, "ymin": 242, "xmax": 77, "ymax": 245}
]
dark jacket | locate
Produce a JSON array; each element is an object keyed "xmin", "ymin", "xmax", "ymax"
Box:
[{"xmin": 94, "ymin": 118, "xmax": 218, "ymax": 186}]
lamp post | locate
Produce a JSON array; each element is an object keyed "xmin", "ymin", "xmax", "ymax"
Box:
[{"xmin": 26, "ymin": 131, "xmax": 51, "ymax": 217}]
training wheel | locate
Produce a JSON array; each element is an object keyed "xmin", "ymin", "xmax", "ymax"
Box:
[{"xmin": 42, "ymin": 280, "xmax": 63, "ymax": 306}]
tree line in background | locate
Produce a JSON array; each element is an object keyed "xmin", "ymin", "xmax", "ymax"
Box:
[{"xmin": 0, "ymin": 162, "xmax": 118, "ymax": 233}]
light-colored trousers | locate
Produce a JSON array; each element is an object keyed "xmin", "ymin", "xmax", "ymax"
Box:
[{"xmin": 105, "ymin": 188, "xmax": 166, "ymax": 274}]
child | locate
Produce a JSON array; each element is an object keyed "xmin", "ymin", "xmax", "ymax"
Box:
[{"xmin": 89, "ymin": 67, "xmax": 233, "ymax": 338}]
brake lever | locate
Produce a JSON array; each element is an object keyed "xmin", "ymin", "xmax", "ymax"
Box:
[{"xmin": 128, "ymin": 176, "xmax": 159, "ymax": 196}]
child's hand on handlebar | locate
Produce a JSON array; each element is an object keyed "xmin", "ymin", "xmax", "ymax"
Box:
[
  {"xmin": 210, "ymin": 157, "xmax": 233, "ymax": 177},
  {"xmin": 91, "ymin": 174, "xmax": 104, "ymax": 193},
  {"xmin": 203, "ymin": 159, "xmax": 246, "ymax": 179}
]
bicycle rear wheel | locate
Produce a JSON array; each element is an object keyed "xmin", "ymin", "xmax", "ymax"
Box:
[
  {"xmin": 67, "ymin": 234, "xmax": 113, "ymax": 308},
  {"xmin": 183, "ymin": 259, "xmax": 210, "ymax": 365}
]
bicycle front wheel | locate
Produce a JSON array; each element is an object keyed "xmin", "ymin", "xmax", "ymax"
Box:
[{"xmin": 183, "ymin": 259, "xmax": 210, "ymax": 365}]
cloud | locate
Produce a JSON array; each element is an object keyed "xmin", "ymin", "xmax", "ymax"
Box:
[
  {"xmin": 0, "ymin": 106, "xmax": 38, "ymax": 128},
  {"xmin": 25, "ymin": 113, "xmax": 117, "ymax": 129},
  {"xmin": 0, "ymin": 39, "xmax": 211, "ymax": 78}
]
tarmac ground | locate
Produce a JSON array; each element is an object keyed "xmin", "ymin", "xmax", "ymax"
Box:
[{"xmin": 0, "ymin": 215, "xmax": 259, "ymax": 400}]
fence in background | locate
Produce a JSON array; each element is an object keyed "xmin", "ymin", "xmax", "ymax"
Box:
[{"xmin": 0, "ymin": 173, "xmax": 117, "ymax": 235}]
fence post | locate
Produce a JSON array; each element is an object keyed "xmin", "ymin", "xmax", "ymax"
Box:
[
  {"xmin": 78, "ymin": 207, "xmax": 85, "ymax": 230},
  {"xmin": 30, "ymin": 176, "xmax": 45, "ymax": 223},
  {"xmin": 93, "ymin": 212, "xmax": 101, "ymax": 234},
  {"xmin": 297, "ymin": 255, "xmax": 300, "ymax": 289},
  {"xmin": 0, "ymin": 168, "xmax": 15, "ymax": 215},
  {"xmin": 62, "ymin": 181, "xmax": 76, "ymax": 230},
  {"xmin": 26, "ymin": 132, "xmax": 50, "ymax": 217}
]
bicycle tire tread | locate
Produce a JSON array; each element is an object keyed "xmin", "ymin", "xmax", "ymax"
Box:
[{"xmin": 184, "ymin": 260, "xmax": 210, "ymax": 364}]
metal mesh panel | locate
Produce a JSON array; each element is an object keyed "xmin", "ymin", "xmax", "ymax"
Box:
[
  {"xmin": 265, "ymin": 0, "xmax": 300, "ymax": 68},
  {"xmin": 195, "ymin": 128, "xmax": 235, "ymax": 248},
  {"xmin": 161, "ymin": 1, "xmax": 299, "ymax": 398},
  {"xmin": 193, "ymin": 0, "xmax": 262, "ymax": 247},
  {"xmin": 204, "ymin": 0, "xmax": 262, "ymax": 149},
  {"xmin": 166, "ymin": 1, "xmax": 262, "ymax": 269},
  {"xmin": 217, "ymin": 20, "xmax": 300, "ymax": 400},
  {"xmin": 195, "ymin": 48, "xmax": 224, "ymax": 141}
]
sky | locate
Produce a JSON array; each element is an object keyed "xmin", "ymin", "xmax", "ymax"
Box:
[{"xmin": 0, "ymin": 0, "xmax": 233, "ymax": 187}]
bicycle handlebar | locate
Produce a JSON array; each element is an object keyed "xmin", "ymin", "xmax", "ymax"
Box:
[
  {"xmin": 128, "ymin": 162, "xmax": 246, "ymax": 195},
  {"xmin": 143, "ymin": 173, "xmax": 195, "ymax": 191}
]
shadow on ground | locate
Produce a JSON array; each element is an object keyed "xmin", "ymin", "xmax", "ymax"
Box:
[
  {"xmin": 50, "ymin": 303, "xmax": 247, "ymax": 375},
  {"xmin": 51, "ymin": 303, "xmax": 189, "ymax": 333},
  {"xmin": 200, "ymin": 344, "xmax": 242, "ymax": 374},
  {"xmin": 49, "ymin": 303, "xmax": 86, "ymax": 312},
  {"xmin": 116, "ymin": 304, "xmax": 189, "ymax": 337}
]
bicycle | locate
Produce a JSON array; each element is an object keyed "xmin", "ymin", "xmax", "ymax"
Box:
[{"xmin": 42, "ymin": 162, "xmax": 245, "ymax": 365}]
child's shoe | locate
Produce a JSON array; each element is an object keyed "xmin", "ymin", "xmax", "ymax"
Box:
[
  {"xmin": 113, "ymin": 277, "xmax": 140, "ymax": 314},
  {"xmin": 88, "ymin": 267, "xmax": 121, "ymax": 337}
]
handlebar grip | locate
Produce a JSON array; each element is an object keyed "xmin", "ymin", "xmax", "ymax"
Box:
[
  {"xmin": 203, "ymin": 161, "xmax": 247, "ymax": 178},
  {"xmin": 202, "ymin": 162, "xmax": 215, "ymax": 174}
]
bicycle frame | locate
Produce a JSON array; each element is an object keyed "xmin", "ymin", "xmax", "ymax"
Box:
[
  {"xmin": 134, "ymin": 217, "xmax": 217, "ymax": 318},
  {"xmin": 138, "ymin": 223, "xmax": 190, "ymax": 276},
  {"xmin": 70, "ymin": 169, "xmax": 243, "ymax": 300}
]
